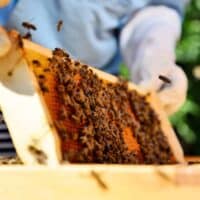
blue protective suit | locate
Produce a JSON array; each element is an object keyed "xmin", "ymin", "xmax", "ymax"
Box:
[{"xmin": 0, "ymin": 0, "xmax": 188, "ymax": 73}]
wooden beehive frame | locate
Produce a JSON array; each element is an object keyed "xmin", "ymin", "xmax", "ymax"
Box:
[
  {"xmin": 0, "ymin": 30, "xmax": 185, "ymax": 164},
  {"xmin": 26, "ymin": 41, "xmax": 186, "ymax": 161}
]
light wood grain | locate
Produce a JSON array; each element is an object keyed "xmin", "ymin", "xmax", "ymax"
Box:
[{"xmin": 0, "ymin": 165, "xmax": 200, "ymax": 200}]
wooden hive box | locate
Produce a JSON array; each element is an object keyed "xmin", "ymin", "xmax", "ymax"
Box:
[{"xmin": 0, "ymin": 162, "xmax": 200, "ymax": 200}]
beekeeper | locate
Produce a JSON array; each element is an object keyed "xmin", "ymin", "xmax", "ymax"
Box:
[{"xmin": 0, "ymin": 0, "xmax": 189, "ymax": 115}]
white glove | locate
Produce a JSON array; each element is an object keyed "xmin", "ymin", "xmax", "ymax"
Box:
[
  {"xmin": 0, "ymin": 26, "xmax": 11, "ymax": 57},
  {"xmin": 120, "ymin": 6, "xmax": 188, "ymax": 115}
]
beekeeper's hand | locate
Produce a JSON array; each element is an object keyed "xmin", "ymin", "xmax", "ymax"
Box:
[
  {"xmin": 120, "ymin": 6, "xmax": 188, "ymax": 116},
  {"xmin": 0, "ymin": 26, "xmax": 11, "ymax": 57}
]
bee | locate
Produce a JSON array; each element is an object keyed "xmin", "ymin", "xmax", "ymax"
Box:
[
  {"xmin": 32, "ymin": 60, "xmax": 40, "ymax": 66},
  {"xmin": 22, "ymin": 22, "xmax": 37, "ymax": 31},
  {"xmin": 74, "ymin": 61, "xmax": 80, "ymax": 66},
  {"xmin": 188, "ymin": 161, "xmax": 200, "ymax": 165},
  {"xmin": 158, "ymin": 75, "xmax": 171, "ymax": 84},
  {"xmin": 40, "ymin": 83, "xmax": 49, "ymax": 93},
  {"xmin": 43, "ymin": 68, "xmax": 50, "ymax": 72},
  {"xmin": 47, "ymin": 57, "xmax": 52, "ymax": 62},
  {"xmin": 82, "ymin": 65, "xmax": 89, "ymax": 70},
  {"xmin": 17, "ymin": 34, "xmax": 23, "ymax": 48},
  {"xmin": 38, "ymin": 74, "xmax": 45, "ymax": 79},
  {"xmin": 41, "ymin": 86, "xmax": 49, "ymax": 93},
  {"xmin": 28, "ymin": 145, "xmax": 47, "ymax": 164},
  {"xmin": 156, "ymin": 170, "xmax": 174, "ymax": 183},
  {"xmin": 7, "ymin": 71, "xmax": 13, "ymax": 76},
  {"xmin": 91, "ymin": 170, "xmax": 108, "ymax": 190},
  {"xmin": 59, "ymin": 128, "xmax": 68, "ymax": 139},
  {"xmin": 57, "ymin": 20, "xmax": 63, "ymax": 32},
  {"xmin": 23, "ymin": 32, "xmax": 32, "ymax": 39}
]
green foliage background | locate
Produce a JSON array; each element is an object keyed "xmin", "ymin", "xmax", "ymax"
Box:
[
  {"xmin": 120, "ymin": 0, "xmax": 200, "ymax": 155},
  {"xmin": 173, "ymin": 0, "xmax": 200, "ymax": 155}
]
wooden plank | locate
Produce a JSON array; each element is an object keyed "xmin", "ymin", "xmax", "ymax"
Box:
[{"xmin": 0, "ymin": 165, "xmax": 199, "ymax": 200}]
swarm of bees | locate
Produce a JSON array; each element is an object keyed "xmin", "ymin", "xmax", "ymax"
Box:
[
  {"xmin": 12, "ymin": 19, "xmax": 175, "ymax": 164},
  {"xmin": 34, "ymin": 48, "xmax": 174, "ymax": 164}
]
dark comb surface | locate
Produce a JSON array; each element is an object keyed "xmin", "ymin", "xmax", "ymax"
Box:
[{"xmin": 27, "ymin": 48, "xmax": 175, "ymax": 164}]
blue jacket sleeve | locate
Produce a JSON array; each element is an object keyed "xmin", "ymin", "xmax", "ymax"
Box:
[
  {"xmin": 7, "ymin": 0, "xmax": 137, "ymax": 71},
  {"xmin": 5, "ymin": 0, "xmax": 189, "ymax": 73},
  {"xmin": 151, "ymin": 0, "xmax": 190, "ymax": 17},
  {"xmin": 0, "ymin": 0, "xmax": 17, "ymax": 25}
]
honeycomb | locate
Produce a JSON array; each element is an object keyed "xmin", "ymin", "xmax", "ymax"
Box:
[{"xmin": 24, "ymin": 48, "xmax": 175, "ymax": 164}]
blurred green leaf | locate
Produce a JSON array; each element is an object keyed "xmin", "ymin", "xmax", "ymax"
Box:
[
  {"xmin": 119, "ymin": 63, "xmax": 130, "ymax": 80},
  {"xmin": 194, "ymin": 0, "xmax": 200, "ymax": 11},
  {"xmin": 176, "ymin": 35, "xmax": 200, "ymax": 65},
  {"xmin": 183, "ymin": 20, "xmax": 200, "ymax": 36},
  {"xmin": 186, "ymin": 0, "xmax": 200, "ymax": 19},
  {"xmin": 170, "ymin": 99, "xmax": 200, "ymax": 144}
]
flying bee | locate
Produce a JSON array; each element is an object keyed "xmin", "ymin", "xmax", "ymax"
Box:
[
  {"xmin": 57, "ymin": 20, "xmax": 63, "ymax": 32},
  {"xmin": 22, "ymin": 22, "xmax": 37, "ymax": 31},
  {"xmin": 158, "ymin": 75, "xmax": 171, "ymax": 84},
  {"xmin": 17, "ymin": 34, "xmax": 23, "ymax": 48},
  {"xmin": 23, "ymin": 32, "xmax": 32, "ymax": 39}
]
